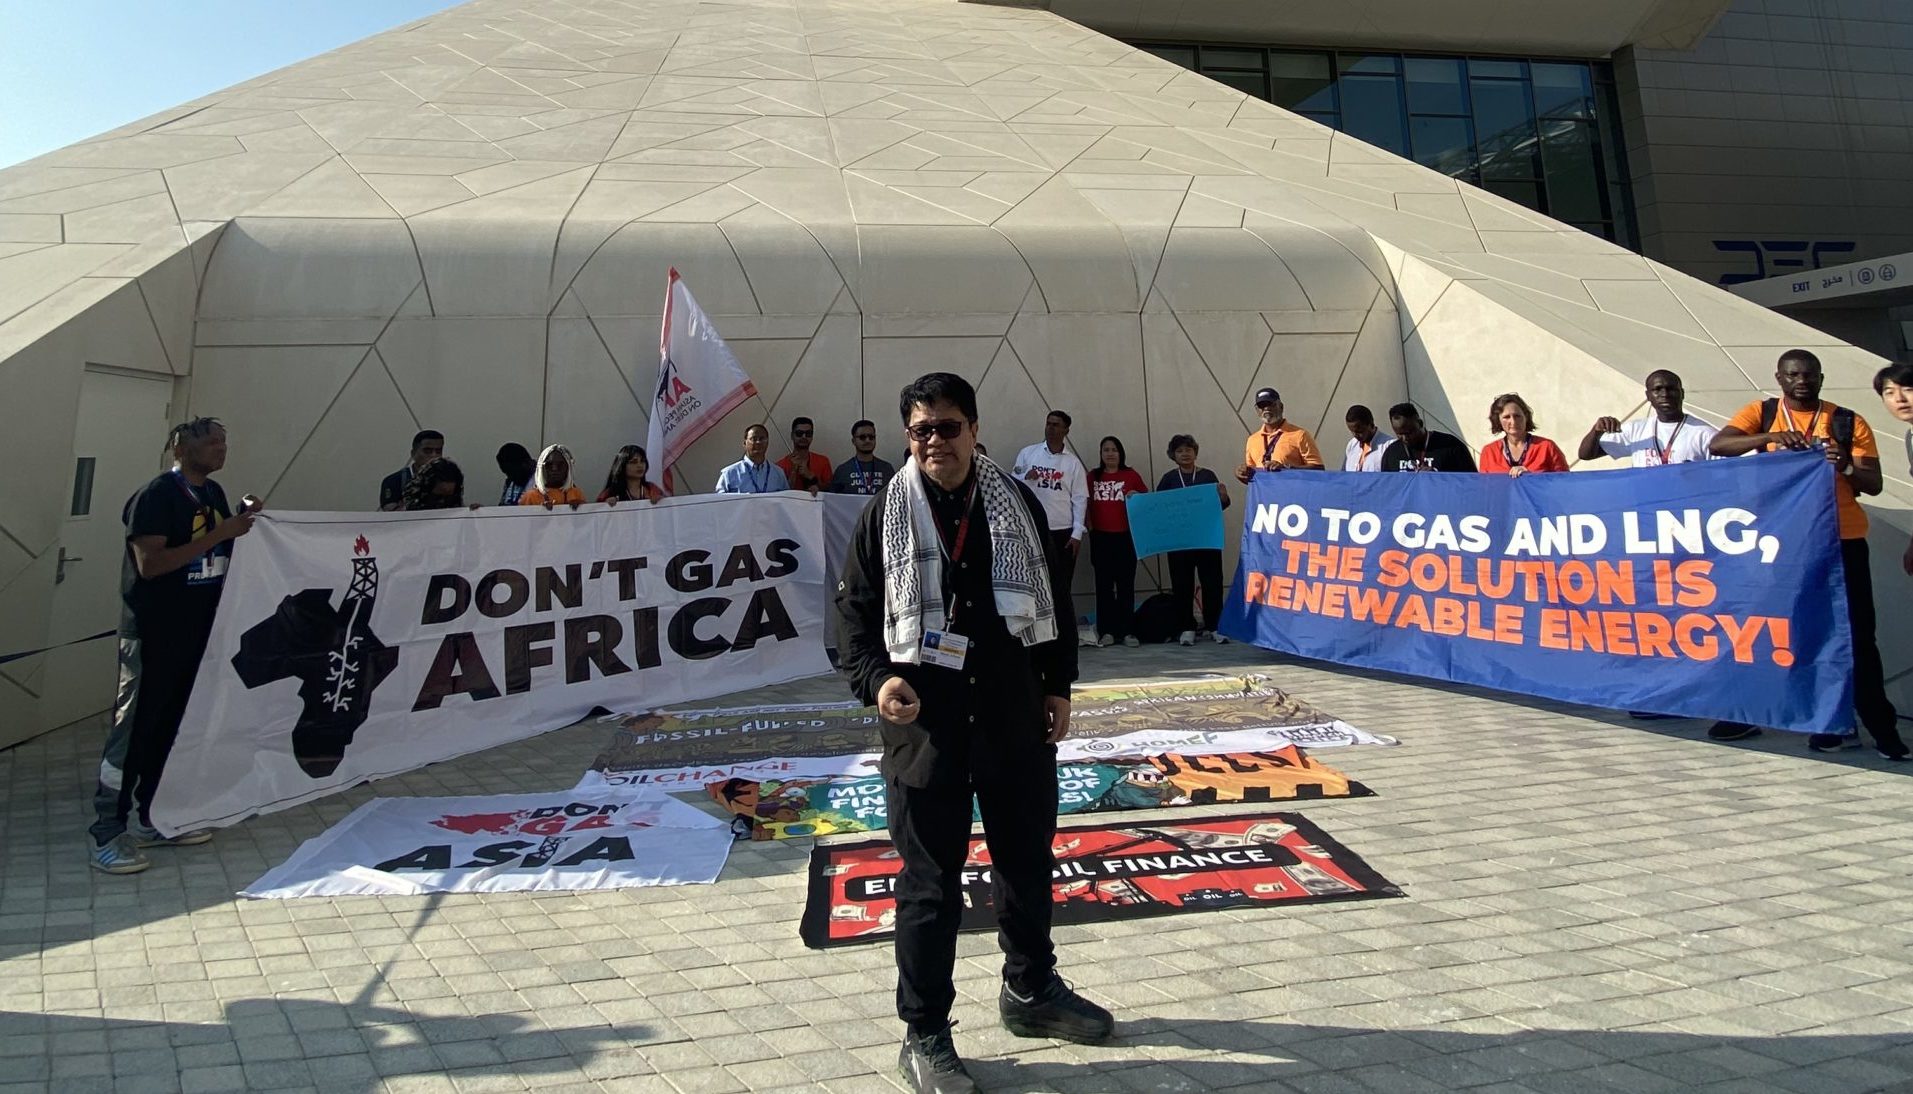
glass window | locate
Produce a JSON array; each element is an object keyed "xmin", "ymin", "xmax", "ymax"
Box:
[
  {"xmin": 1483, "ymin": 179, "xmax": 1541, "ymax": 208},
  {"xmin": 1340, "ymin": 73, "xmax": 1406, "ymax": 155},
  {"xmin": 1404, "ymin": 57, "xmax": 1467, "ymax": 116},
  {"xmin": 1540, "ymin": 120, "xmax": 1605, "ymax": 223},
  {"xmin": 1411, "ymin": 116, "xmax": 1475, "ymax": 177},
  {"xmin": 70, "ymin": 456, "xmax": 95, "ymax": 517},
  {"xmin": 1201, "ymin": 48, "xmax": 1264, "ymax": 70},
  {"xmin": 1270, "ymin": 51, "xmax": 1336, "ymax": 114},
  {"xmin": 1531, "ymin": 63, "xmax": 1594, "ymax": 119},
  {"xmin": 1142, "ymin": 45, "xmax": 1197, "ymax": 71},
  {"xmin": 1203, "ymin": 69, "xmax": 1268, "ymax": 99},
  {"xmin": 1340, "ymin": 54, "xmax": 1400, "ymax": 76},
  {"xmin": 1471, "ymin": 78, "xmax": 1539, "ymax": 179},
  {"xmin": 1468, "ymin": 59, "xmax": 1525, "ymax": 79}
]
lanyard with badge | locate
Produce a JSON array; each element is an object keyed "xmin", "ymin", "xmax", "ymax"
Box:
[
  {"xmin": 1652, "ymin": 417, "xmax": 1685, "ymax": 466},
  {"xmin": 918, "ymin": 477, "xmax": 979, "ymax": 670},
  {"xmin": 171, "ymin": 470, "xmax": 229, "ymax": 584}
]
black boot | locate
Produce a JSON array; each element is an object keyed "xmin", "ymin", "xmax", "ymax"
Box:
[
  {"xmin": 898, "ymin": 1021, "xmax": 977, "ymax": 1094},
  {"xmin": 999, "ymin": 973, "xmax": 1114, "ymax": 1043}
]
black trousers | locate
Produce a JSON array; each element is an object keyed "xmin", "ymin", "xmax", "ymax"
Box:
[
  {"xmin": 1047, "ymin": 529, "xmax": 1078, "ymax": 618},
  {"xmin": 1089, "ymin": 531, "xmax": 1137, "ymax": 640},
  {"xmin": 886, "ymin": 758, "xmax": 1059, "ymax": 1035},
  {"xmin": 1168, "ymin": 548, "xmax": 1225, "ymax": 633},
  {"xmin": 1844, "ymin": 538, "xmax": 1899, "ymax": 740},
  {"xmin": 106, "ymin": 616, "xmax": 212, "ymax": 840}
]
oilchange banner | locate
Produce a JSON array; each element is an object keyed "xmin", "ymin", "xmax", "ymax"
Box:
[
  {"xmin": 579, "ymin": 677, "xmax": 1396, "ymax": 788},
  {"xmin": 1220, "ymin": 451, "xmax": 1852, "ymax": 733},
  {"xmin": 711, "ymin": 744, "xmax": 1372, "ymax": 840},
  {"xmin": 154, "ymin": 494, "xmax": 831, "ymax": 834}
]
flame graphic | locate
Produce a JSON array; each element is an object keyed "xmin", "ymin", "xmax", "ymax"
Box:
[{"xmin": 353, "ymin": 535, "xmax": 369, "ymax": 556}]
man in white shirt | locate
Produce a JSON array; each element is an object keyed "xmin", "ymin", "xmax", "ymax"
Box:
[
  {"xmin": 1011, "ymin": 410, "xmax": 1089, "ymax": 615},
  {"xmin": 1577, "ymin": 370, "xmax": 1718, "ymax": 467},
  {"xmin": 1342, "ymin": 405, "xmax": 1386, "ymax": 472}
]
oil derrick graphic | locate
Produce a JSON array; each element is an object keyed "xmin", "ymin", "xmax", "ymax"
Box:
[{"xmin": 232, "ymin": 535, "xmax": 399, "ymax": 777}]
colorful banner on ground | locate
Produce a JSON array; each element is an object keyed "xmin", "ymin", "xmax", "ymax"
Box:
[
  {"xmin": 1220, "ymin": 451, "xmax": 1852, "ymax": 733},
  {"xmin": 577, "ymin": 677, "xmax": 1396, "ymax": 788},
  {"xmin": 800, "ymin": 812, "xmax": 1400, "ymax": 948},
  {"xmin": 712, "ymin": 743, "xmax": 1372, "ymax": 839},
  {"xmin": 241, "ymin": 787, "xmax": 733, "ymax": 898},
  {"xmin": 1126, "ymin": 486, "xmax": 1225, "ymax": 557},
  {"xmin": 153, "ymin": 494, "xmax": 831, "ymax": 835}
]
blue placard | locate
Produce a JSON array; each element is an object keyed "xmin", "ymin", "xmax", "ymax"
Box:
[
  {"xmin": 1127, "ymin": 486, "xmax": 1225, "ymax": 557},
  {"xmin": 1219, "ymin": 454, "xmax": 1853, "ymax": 733}
]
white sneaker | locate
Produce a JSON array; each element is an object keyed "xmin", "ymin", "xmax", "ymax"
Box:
[
  {"xmin": 1097, "ymin": 634, "xmax": 1115, "ymax": 647},
  {"xmin": 1122, "ymin": 636, "xmax": 1140, "ymax": 648},
  {"xmin": 1078, "ymin": 628, "xmax": 1099, "ymax": 647},
  {"xmin": 130, "ymin": 822, "xmax": 214, "ymax": 847},
  {"xmin": 1212, "ymin": 632, "xmax": 1228, "ymax": 644},
  {"xmin": 1178, "ymin": 631, "xmax": 1195, "ymax": 646}
]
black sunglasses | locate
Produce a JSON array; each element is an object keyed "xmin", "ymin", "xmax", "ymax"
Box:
[{"xmin": 906, "ymin": 419, "xmax": 967, "ymax": 442}]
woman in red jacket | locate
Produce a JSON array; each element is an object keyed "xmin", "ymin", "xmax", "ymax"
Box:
[
  {"xmin": 1479, "ymin": 393, "xmax": 1570, "ymax": 477},
  {"xmin": 1087, "ymin": 436, "xmax": 1148, "ymax": 647}
]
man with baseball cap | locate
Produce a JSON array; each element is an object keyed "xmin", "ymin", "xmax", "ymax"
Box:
[{"xmin": 1235, "ymin": 388, "xmax": 1325, "ymax": 483}]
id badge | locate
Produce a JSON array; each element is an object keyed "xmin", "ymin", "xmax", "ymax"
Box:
[{"xmin": 919, "ymin": 629, "xmax": 969, "ymax": 670}]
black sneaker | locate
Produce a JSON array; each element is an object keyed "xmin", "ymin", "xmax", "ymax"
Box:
[
  {"xmin": 1873, "ymin": 730, "xmax": 1910, "ymax": 761},
  {"xmin": 1808, "ymin": 733, "xmax": 1862, "ymax": 753},
  {"xmin": 1707, "ymin": 721, "xmax": 1760, "ymax": 741},
  {"xmin": 898, "ymin": 1022, "xmax": 976, "ymax": 1094},
  {"xmin": 999, "ymin": 974, "xmax": 1114, "ymax": 1044}
]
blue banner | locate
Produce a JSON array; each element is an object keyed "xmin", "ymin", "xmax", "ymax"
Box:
[
  {"xmin": 1219, "ymin": 452, "xmax": 1854, "ymax": 733},
  {"xmin": 1126, "ymin": 486, "xmax": 1225, "ymax": 558}
]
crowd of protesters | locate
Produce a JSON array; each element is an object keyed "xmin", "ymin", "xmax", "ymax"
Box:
[{"xmin": 86, "ymin": 349, "xmax": 1913, "ymax": 880}]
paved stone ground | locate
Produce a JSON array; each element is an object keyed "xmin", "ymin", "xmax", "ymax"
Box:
[{"xmin": 6, "ymin": 643, "xmax": 1913, "ymax": 1093}]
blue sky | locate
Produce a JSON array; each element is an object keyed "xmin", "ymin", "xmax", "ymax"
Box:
[{"xmin": 0, "ymin": 0, "xmax": 462, "ymax": 168}]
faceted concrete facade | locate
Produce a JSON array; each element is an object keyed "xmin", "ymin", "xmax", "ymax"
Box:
[{"xmin": 1, "ymin": 0, "xmax": 1908, "ymax": 747}]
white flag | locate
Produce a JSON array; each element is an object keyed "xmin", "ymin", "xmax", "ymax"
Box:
[{"xmin": 646, "ymin": 268, "xmax": 756, "ymax": 492}]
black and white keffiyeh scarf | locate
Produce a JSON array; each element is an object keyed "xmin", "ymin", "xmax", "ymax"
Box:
[{"xmin": 880, "ymin": 454, "xmax": 1057, "ymax": 663}]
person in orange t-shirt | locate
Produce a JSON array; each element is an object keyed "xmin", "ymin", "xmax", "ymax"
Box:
[
  {"xmin": 1477, "ymin": 393, "xmax": 1570, "ymax": 477},
  {"xmin": 1708, "ymin": 348, "xmax": 1904, "ymax": 760},
  {"xmin": 775, "ymin": 417, "xmax": 832, "ymax": 495},
  {"xmin": 519, "ymin": 444, "xmax": 587, "ymax": 509},
  {"xmin": 1235, "ymin": 388, "xmax": 1325, "ymax": 483}
]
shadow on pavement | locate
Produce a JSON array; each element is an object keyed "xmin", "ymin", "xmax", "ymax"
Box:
[{"xmin": 980, "ymin": 1014, "xmax": 1913, "ymax": 1092}]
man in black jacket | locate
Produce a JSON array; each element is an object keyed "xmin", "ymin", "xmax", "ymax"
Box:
[{"xmin": 837, "ymin": 372, "xmax": 1112, "ymax": 1093}]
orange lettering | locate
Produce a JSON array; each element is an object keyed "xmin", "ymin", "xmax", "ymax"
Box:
[
  {"xmin": 1634, "ymin": 613, "xmax": 1674, "ymax": 658},
  {"xmin": 1716, "ymin": 614, "xmax": 1766, "ymax": 664}
]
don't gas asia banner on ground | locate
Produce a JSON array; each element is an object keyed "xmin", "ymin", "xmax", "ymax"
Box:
[
  {"xmin": 1220, "ymin": 451, "xmax": 1853, "ymax": 733},
  {"xmin": 154, "ymin": 494, "xmax": 831, "ymax": 834}
]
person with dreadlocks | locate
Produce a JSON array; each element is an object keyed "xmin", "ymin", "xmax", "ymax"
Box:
[
  {"xmin": 88, "ymin": 418, "xmax": 261, "ymax": 874},
  {"xmin": 519, "ymin": 444, "xmax": 586, "ymax": 509},
  {"xmin": 401, "ymin": 457, "xmax": 468, "ymax": 510}
]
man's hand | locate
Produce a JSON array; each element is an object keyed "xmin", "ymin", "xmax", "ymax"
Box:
[
  {"xmin": 1592, "ymin": 416, "xmax": 1622, "ymax": 435},
  {"xmin": 1068, "ymin": 537, "xmax": 1081, "ymax": 558},
  {"xmin": 1234, "ymin": 463, "xmax": 1253, "ymax": 485},
  {"xmin": 1825, "ymin": 442, "xmax": 1852, "ymax": 473},
  {"xmin": 240, "ymin": 494, "xmax": 265, "ymax": 514},
  {"xmin": 877, "ymin": 676, "xmax": 921, "ymax": 725},
  {"xmin": 221, "ymin": 511, "xmax": 257, "ymax": 540},
  {"xmin": 1769, "ymin": 429, "xmax": 1812, "ymax": 451},
  {"xmin": 1043, "ymin": 696, "xmax": 1071, "ymax": 744}
]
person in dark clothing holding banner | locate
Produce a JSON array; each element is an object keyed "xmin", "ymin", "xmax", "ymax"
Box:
[
  {"xmin": 837, "ymin": 372, "xmax": 1112, "ymax": 1093},
  {"xmin": 88, "ymin": 418, "xmax": 259, "ymax": 874},
  {"xmin": 1380, "ymin": 402, "xmax": 1476, "ymax": 472}
]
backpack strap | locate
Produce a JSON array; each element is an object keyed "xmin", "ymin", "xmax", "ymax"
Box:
[
  {"xmin": 1758, "ymin": 397, "xmax": 1778, "ymax": 435},
  {"xmin": 1832, "ymin": 406, "xmax": 1855, "ymax": 451}
]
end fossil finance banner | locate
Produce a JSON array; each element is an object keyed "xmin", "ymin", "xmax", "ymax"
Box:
[
  {"xmin": 153, "ymin": 495, "xmax": 831, "ymax": 834},
  {"xmin": 1220, "ymin": 452, "xmax": 1852, "ymax": 733}
]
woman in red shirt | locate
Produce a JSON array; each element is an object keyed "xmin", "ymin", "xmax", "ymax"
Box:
[
  {"xmin": 1479, "ymin": 393, "xmax": 1570, "ymax": 477},
  {"xmin": 1087, "ymin": 436, "xmax": 1148, "ymax": 647},
  {"xmin": 597, "ymin": 444, "xmax": 666, "ymax": 504}
]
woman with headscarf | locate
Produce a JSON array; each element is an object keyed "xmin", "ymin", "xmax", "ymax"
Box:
[
  {"xmin": 401, "ymin": 457, "xmax": 467, "ymax": 510},
  {"xmin": 597, "ymin": 444, "xmax": 666, "ymax": 505},
  {"xmin": 519, "ymin": 444, "xmax": 586, "ymax": 509}
]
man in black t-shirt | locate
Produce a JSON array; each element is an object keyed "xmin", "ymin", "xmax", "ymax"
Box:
[
  {"xmin": 88, "ymin": 418, "xmax": 259, "ymax": 875},
  {"xmin": 828, "ymin": 419, "xmax": 896, "ymax": 495},
  {"xmin": 379, "ymin": 429, "xmax": 443, "ymax": 510},
  {"xmin": 1379, "ymin": 402, "xmax": 1477, "ymax": 473}
]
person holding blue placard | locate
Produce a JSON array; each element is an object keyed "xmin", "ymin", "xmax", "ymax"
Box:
[
  {"xmin": 1157, "ymin": 434, "xmax": 1231, "ymax": 646},
  {"xmin": 1087, "ymin": 437, "xmax": 1148, "ymax": 647}
]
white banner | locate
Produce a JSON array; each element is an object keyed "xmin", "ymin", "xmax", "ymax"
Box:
[
  {"xmin": 648, "ymin": 269, "xmax": 756, "ymax": 492},
  {"xmin": 241, "ymin": 787, "xmax": 732, "ymax": 898},
  {"xmin": 573, "ymin": 722, "xmax": 1396, "ymax": 791},
  {"xmin": 154, "ymin": 493, "xmax": 832, "ymax": 834}
]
